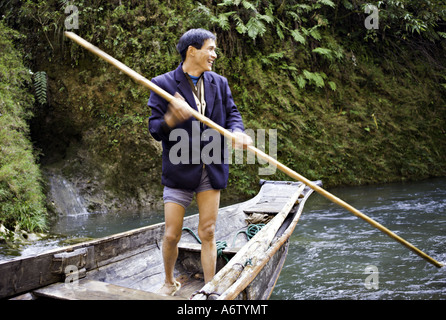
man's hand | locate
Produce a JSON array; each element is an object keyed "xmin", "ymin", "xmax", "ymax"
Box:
[
  {"xmin": 232, "ymin": 131, "xmax": 253, "ymax": 150},
  {"xmin": 164, "ymin": 92, "xmax": 192, "ymax": 128}
]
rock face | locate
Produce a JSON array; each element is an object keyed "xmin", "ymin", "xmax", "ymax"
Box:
[
  {"xmin": 40, "ymin": 130, "xmax": 165, "ymax": 217},
  {"xmin": 47, "ymin": 172, "xmax": 89, "ymax": 216},
  {"xmin": 27, "ymin": 56, "xmax": 167, "ymax": 218},
  {"xmin": 44, "ymin": 164, "xmax": 164, "ymax": 217}
]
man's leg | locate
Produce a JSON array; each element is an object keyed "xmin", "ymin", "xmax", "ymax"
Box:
[
  {"xmin": 161, "ymin": 202, "xmax": 185, "ymax": 287},
  {"xmin": 196, "ymin": 189, "xmax": 221, "ymax": 284}
]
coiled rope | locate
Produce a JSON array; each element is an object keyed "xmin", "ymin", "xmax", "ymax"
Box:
[{"xmin": 231, "ymin": 224, "xmax": 265, "ymax": 247}]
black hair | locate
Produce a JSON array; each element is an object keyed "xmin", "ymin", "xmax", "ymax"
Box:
[{"xmin": 176, "ymin": 28, "xmax": 216, "ymax": 61}]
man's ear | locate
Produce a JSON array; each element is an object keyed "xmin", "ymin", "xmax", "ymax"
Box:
[{"xmin": 186, "ymin": 45, "xmax": 197, "ymax": 59}]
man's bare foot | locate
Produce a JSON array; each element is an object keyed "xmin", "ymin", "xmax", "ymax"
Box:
[{"xmin": 156, "ymin": 280, "xmax": 181, "ymax": 296}]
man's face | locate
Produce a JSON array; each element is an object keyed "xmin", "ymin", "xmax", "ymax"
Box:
[{"xmin": 189, "ymin": 38, "xmax": 218, "ymax": 73}]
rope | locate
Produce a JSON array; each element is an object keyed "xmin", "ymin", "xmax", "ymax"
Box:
[
  {"xmin": 182, "ymin": 227, "xmax": 201, "ymax": 243},
  {"xmin": 231, "ymin": 224, "xmax": 265, "ymax": 247},
  {"xmin": 216, "ymin": 240, "xmax": 228, "ymax": 262},
  {"xmin": 182, "ymin": 227, "xmax": 229, "ymax": 262}
]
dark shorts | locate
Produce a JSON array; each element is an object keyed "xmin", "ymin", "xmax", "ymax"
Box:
[{"xmin": 163, "ymin": 168, "xmax": 214, "ymax": 209}]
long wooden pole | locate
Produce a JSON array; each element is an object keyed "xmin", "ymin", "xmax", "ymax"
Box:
[{"xmin": 64, "ymin": 31, "xmax": 443, "ymax": 268}]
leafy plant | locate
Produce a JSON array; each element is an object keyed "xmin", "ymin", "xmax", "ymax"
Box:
[
  {"xmin": 0, "ymin": 22, "xmax": 47, "ymax": 232},
  {"xmin": 213, "ymin": 0, "xmax": 274, "ymax": 40},
  {"xmin": 33, "ymin": 71, "xmax": 48, "ymax": 105}
]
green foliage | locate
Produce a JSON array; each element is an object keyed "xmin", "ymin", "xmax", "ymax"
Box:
[
  {"xmin": 202, "ymin": 0, "xmax": 446, "ymax": 189},
  {"xmin": 33, "ymin": 71, "xmax": 48, "ymax": 105},
  {"xmin": 333, "ymin": 0, "xmax": 446, "ymax": 43},
  {"xmin": 215, "ymin": 0, "xmax": 274, "ymax": 40},
  {"xmin": 2, "ymin": 0, "xmax": 445, "ymax": 206},
  {"xmin": 374, "ymin": 0, "xmax": 446, "ymax": 41},
  {"xmin": 0, "ymin": 22, "xmax": 47, "ymax": 232}
]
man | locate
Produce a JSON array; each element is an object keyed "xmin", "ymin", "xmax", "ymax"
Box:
[{"xmin": 148, "ymin": 28, "xmax": 252, "ymax": 296}]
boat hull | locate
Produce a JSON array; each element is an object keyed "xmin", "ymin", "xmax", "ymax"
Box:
[{"xmin": 1, "ymin": 180, "xmax": 319, "ymax": 300}]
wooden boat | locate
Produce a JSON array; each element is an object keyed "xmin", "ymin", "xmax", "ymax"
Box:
[{"xmin": 0, "ymin": 180, "xmax": 320, "ymax": 300}]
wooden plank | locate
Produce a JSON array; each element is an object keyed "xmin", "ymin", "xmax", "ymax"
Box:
[
  {"xmin": 223, "ymin": 184, "xmax": 317, "ymax": 300},
  {"xmin": 178, "ymin": 242, "xmax": 202, "ymax": 253},
  {"xmin": 243, "ymin": 197, "xmax": 289, "ymax": 214},
  {"xmin": 0, "ymin": 221, "xmax": 165, "ymax": 299},
  {"xmin": 248, "ymin": 242, "xmax": 289, "ymax": 300},
  {"xmin": 175, "ymin": 275, "xmax": 206, "ymax": 299},
  {"xmin": 9, "ymin": 293, "xmax": 36, "ymax": 300},
  {"xmin": 33, "ymin": 279, "xmax": 185, "ymax": 300},
  {"xmin": 243, "ymin": 183, "xmax": 304, "ymax": 215}
]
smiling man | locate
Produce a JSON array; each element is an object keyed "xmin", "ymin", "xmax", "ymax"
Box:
[{"xmin": 148, "ymin": 28, "xmax": 252, "ymax": 296}]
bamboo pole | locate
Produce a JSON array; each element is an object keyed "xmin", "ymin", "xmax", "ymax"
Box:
[{"xmin": 64, "ymin": 31, "xmax": 444, "ymax": 268}]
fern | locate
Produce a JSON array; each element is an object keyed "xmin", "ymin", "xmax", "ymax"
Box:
[
  {"xmin": 293, "ymin": 3, "xmax": 314, "ymax": 13},
  {"xmin": 438, "ymin": 32, "xmax": 446, "ymax": 39},
  {"xmin": 312, "ymin": 47, "xmax": 335, "ymax": 62},
  {"xmin": 309, "ymin": 26, "xmax": 322, "ymax": 41},
  {"xmin": 209, "ymin": 0, "xmax": 328, "ymax": 44},
  {"xmin": 328, "ymin": 81, "xmax": 337, "ymax": 91},
  {"xmin": 216, "ymin": 0, "xmax": 273, "ymax": 40},
  {"xmin": 218, "ymin": 0, "xmax": 236, "ymax": 6},
  {"xmin": 211, "ymin": 11, "xmax": 236, "ymax": 30},
  {"xmin": 303, "ymin": 70, "xmax": 325, "ymax": 88},
  {"xmin": 241, "ymin": 0, "xmax": 255, "ymax": 11},
  {"xmin": 33, "ymin": 71, "xmax": 48, "ymax": 105},
  {"xmin": 296, "ymin": 75, "xmax": 307, "ymax": 89},
  {"xmin": 246, "ymin": 17, "xmax": 267, "ymax": 40},
  {"xmin": 260, "ymin": 52, "xmax": 285, "ymax": 66},
  {"xmin": 233, "ymin": 14, "xmax": 247, "ymax": 34},
  {"xmin": 317, "ymin": 0, "xmax": 336, "ymax": 8},
  {"xmin": 290, "ymin": 29, "xmax": 306, "ymax": 44},
  {"xmin": 276, "ymin": 24, "xmax": 285, "ymax": 40}
]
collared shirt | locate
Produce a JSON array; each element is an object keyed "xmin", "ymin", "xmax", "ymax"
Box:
[{"xmin": 185, "ymin": 73, "xmax": 206, "ymax": 116}]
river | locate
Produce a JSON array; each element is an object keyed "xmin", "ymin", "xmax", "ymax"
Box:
[
  {"xmin": 270, "ymin": 177, "xmax": 446, "ymax": 300},
  {"xmin": 1, "ymin": 178, "xmax": 445, "ymax": 300}
]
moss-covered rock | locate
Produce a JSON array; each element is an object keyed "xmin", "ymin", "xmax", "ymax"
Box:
[{"xmin": 0, "ymin": 22, "xmax": 47, "ymax": 232}]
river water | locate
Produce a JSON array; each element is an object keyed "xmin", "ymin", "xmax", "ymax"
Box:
[
  {"xmin": 270, "ymin": 177, "xmax": 446, "ymax": 300},
  {"xmin": 1, "ymin": 178, "xmax": 445, "ymax": 300}
]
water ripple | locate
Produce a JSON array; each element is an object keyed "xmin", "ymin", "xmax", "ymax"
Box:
[{"xmin": 271, "ymin": 178, "xmax": 446, "ymax": 300}]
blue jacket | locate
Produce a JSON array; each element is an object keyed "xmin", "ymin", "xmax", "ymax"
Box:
[{"xmin": 148, "ymin": 63, "xmax": 245, "ymax": 190}]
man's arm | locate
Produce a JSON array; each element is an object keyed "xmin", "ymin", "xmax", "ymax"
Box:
[{"xmin": 148, "ymin": 79, "xmax": 191, "ymax": 142}]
